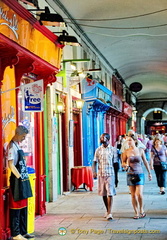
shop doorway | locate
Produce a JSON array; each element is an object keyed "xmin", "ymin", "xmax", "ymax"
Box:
[{"xmin": 73, "ymin": 113, "xmax": 82, "ymax": 166}]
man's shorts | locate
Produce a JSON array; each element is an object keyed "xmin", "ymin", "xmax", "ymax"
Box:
[{"xmin": 98, "ymin": 175, "xmax": 116, "ymax": 196}]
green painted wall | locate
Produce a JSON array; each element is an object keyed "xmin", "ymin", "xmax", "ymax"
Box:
[
  {"xmin": 55, "ymin": 94, "xmax": 61, "ymax": 195},
  {"xmin": 44, "ymin": 94, "xmax": 49, "ymax": 202}
]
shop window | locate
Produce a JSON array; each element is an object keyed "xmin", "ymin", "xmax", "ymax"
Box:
[
  {"xmin": 18, "ymin": 90, "xmax": 35, "ymax": 168},
  {"xmin": 153, "ymin": 111, "xmax": 162, "ymax": 120}
]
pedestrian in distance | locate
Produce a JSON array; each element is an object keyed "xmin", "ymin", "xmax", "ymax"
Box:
[
  {"xmin": 114, "ymin": 135, "xmax": 123, "ymax": 186},
  {"xmin": 145, "ymin": 136, "xmax": 153, "ymax": 161},
  {"xmin": 163, "ymin": 133, "xmax": 167, "ymax": 147},
  {"xmin": 150, "ymin": 136, "xmax": 167, "ymax": 195},
  {"xmin": 120, "ymin": 129, "xmax": 146, "ymax": 155},
  {"xmin": 7, "ymin": 126, "xmax": 34, "ymax": 240},
  {"xmin": 122, "ymin": 135, "xmax": 152, "ymax": 219},
  {"xmin": 92, "ymin": 133, "xmax": 116, "ymax": 220}
]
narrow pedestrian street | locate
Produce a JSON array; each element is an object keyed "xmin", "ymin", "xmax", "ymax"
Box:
[
  {"xmin": 1, "ymin": 1, "xmax": 167, "ymax": 240},
  {"xmin": 34, "ymin": 170, "xmax": 167, "ymax": 240}
]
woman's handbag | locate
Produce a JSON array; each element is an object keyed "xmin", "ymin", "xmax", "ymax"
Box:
[
  {"xmin": 130, "ymin": 174, "xmax": 141, "ymax": 184},
  {"xmin": 160, "ymin": 161, "xmax": 167, "ymax": 171}
]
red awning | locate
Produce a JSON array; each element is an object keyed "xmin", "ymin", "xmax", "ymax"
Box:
[{"xmin": 0, "ymin": 33, "xmax": 59, "ymax": 87}]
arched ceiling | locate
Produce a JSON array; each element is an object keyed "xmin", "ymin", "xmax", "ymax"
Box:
[{"xmin": 50, "ymin": 0, "xmax": 167, "ymax": 101}]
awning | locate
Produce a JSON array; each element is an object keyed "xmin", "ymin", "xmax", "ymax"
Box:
[{"xmin": 0, "ymin": 33, "xmax": 59, "ymax": 87}]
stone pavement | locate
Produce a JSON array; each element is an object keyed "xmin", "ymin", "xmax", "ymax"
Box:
[{"xmin": 33, "ymin": 170, "xmax": 167, "ymax": 240}]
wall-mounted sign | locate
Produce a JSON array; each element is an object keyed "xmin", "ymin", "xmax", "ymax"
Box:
[
  {"xmin": 129, "ymin": 82, "xmax": 142, "ymax": 92},
  {"xmin": 123, "ymin": 102, "xmax": 132, "ymax": 117},
  {"xmin": 22, "ymin": 80, "xmax": 44, "ymax": 112},
  {"xmin": 112, "ymin": 93, "xmax": 122, "ymax": 112},
  {"xmin": 0, "ymin": 6, "xmax": 18, "ymax": 39}
]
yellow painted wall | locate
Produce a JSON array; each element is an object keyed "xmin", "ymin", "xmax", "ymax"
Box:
[
  {"xmin": 2, "ymin": 67, "xmax": 17, "ymax": 185},
  {"xmin": 0, "ymin": 2, "xmax": 62, "ymax": 69}
]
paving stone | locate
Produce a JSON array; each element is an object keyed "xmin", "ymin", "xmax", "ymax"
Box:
[{"xmin": 34, "ymin": 170, "xmax": 167, "ymax": 240}]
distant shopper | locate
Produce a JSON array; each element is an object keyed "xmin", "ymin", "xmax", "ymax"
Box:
[
  {"xmin": 8, "ymin": 126, "xmax": 34, "ymax": 240},
  {"xmin": 122, "ymin": 135, "xmax": 152, "ymax": 219},
  {"xmin": 163, "ymin": 133, "xmax": 167, "ymax": 147},
  {"xmin": 120, "ymin": 130, "xmax": 146, "ymax": 155},
  {"xmin": 92, "ymin": 133, "xmax": 116, "ymax": 220},
  {"xmin": 114, "ymin": 135, "xmax": 123, "ymax": 177},
  {"xmin": 150, "ymin": 136, "xmax": 167, "ymax": 195},
  {"xmin": 145, "ymin": 136, "xmax": 153, "ymax": 161},
  {"xmin": 142, "ymin": 134, "xmax": 149, "ymax": 146}
]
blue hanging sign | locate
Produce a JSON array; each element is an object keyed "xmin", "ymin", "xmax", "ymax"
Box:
[{"xmin": 22, "ymin": 80, "xmax": 44, "ymax": 112}]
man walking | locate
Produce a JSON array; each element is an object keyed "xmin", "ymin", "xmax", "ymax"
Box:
[{"xmin": 92, "ymin": 133, "xmax": 116, "ymax": 220}]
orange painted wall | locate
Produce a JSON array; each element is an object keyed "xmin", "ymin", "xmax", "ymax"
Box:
[{"xmin": 0, "ymin": 1, "xmax": 62, "ymax": 68}]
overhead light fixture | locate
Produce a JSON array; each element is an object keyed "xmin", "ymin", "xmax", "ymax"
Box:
[
  {"xmin": 20, "ymin": 0, "xmax": 39, "ymax": 9},
  {"xmin": 54, "ymin": 30, "xmax": 80, "ymax": 46},
  {"xmin": 71, "ymin": 70, "xmax": 79, "ymax": 77},
  {"xmin": 70, "ymin": 70, "xmax": 84, "ymax": 77},
  {"xmin": 40, "ymin": 7, "xmax": 65, "ymax": 27},
  {"xmin": 28, "ymin": 7, "xmax": 65, "ymax": 27}
]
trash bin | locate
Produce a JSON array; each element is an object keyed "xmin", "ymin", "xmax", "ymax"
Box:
[{"xmin": 27, "ymin": 167, "xmax": 36, "ymax": 234}]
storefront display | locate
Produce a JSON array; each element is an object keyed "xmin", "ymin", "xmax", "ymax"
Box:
[{"xmin": 0, "ymin": 1, "xmax": 63, "ymax": 239}]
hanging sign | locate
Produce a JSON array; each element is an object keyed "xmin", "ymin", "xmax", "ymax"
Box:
[{"xmin": 22, "ymin": 79, "xmax": 44, "ymax": 112}]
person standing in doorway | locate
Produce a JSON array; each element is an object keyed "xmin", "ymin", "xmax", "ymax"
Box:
[
  {"xmin": 92, "ymin": 133, "xmax": 116, "ymax": 220},
  {"xmin": 8, "ymin": 126, "xmax": 34, "ymax": 240}
]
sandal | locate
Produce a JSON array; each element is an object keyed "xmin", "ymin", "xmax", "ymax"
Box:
[
  {"xmin": 133, "ymin": 216, "xmax": 139, "ymax": 219},
  {"xmin": 140, "ymin": 212, "xmax": 146, "ymax": 218}
]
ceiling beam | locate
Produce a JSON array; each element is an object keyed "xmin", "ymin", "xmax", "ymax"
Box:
[{"xmin": 138, "ymin": 98, "xmax": 167, "ymax": 102}]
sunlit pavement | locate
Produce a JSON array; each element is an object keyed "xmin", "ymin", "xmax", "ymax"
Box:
[{"xmin": 34, "ymin": 169, "xmax": 167, "ymax": 240}]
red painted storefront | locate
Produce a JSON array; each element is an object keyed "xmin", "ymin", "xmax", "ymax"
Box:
[{"xmin": 0, "ymin": 0, "xmax": 63, "ymax": 239}]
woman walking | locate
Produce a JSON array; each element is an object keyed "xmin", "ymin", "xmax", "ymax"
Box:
[
  {"xmin": 122, "ymin": 135, "xmax": 152, "ymax": 219},
  {"xmin": 150, "ymin": 136, "xmax": 167, "ymax": 195}
]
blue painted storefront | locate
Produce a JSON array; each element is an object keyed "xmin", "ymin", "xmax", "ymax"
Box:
[{"xmin": 81, "ymin": 81, "xmax": 112, "ymax": 166}]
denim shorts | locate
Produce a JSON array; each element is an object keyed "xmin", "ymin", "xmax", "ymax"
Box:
[{"xmin": 127, "ymin": 173, "xmax": 145, "ymax": 186}]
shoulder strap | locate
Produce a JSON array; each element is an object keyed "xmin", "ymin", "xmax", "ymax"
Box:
[
  {"xmin": 11, "ymin": 140, "xmax": 20, "ymax": 150},
  {"xmin": 153, "ymin": 146, "xmax": 161, "ymax": 161}
]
